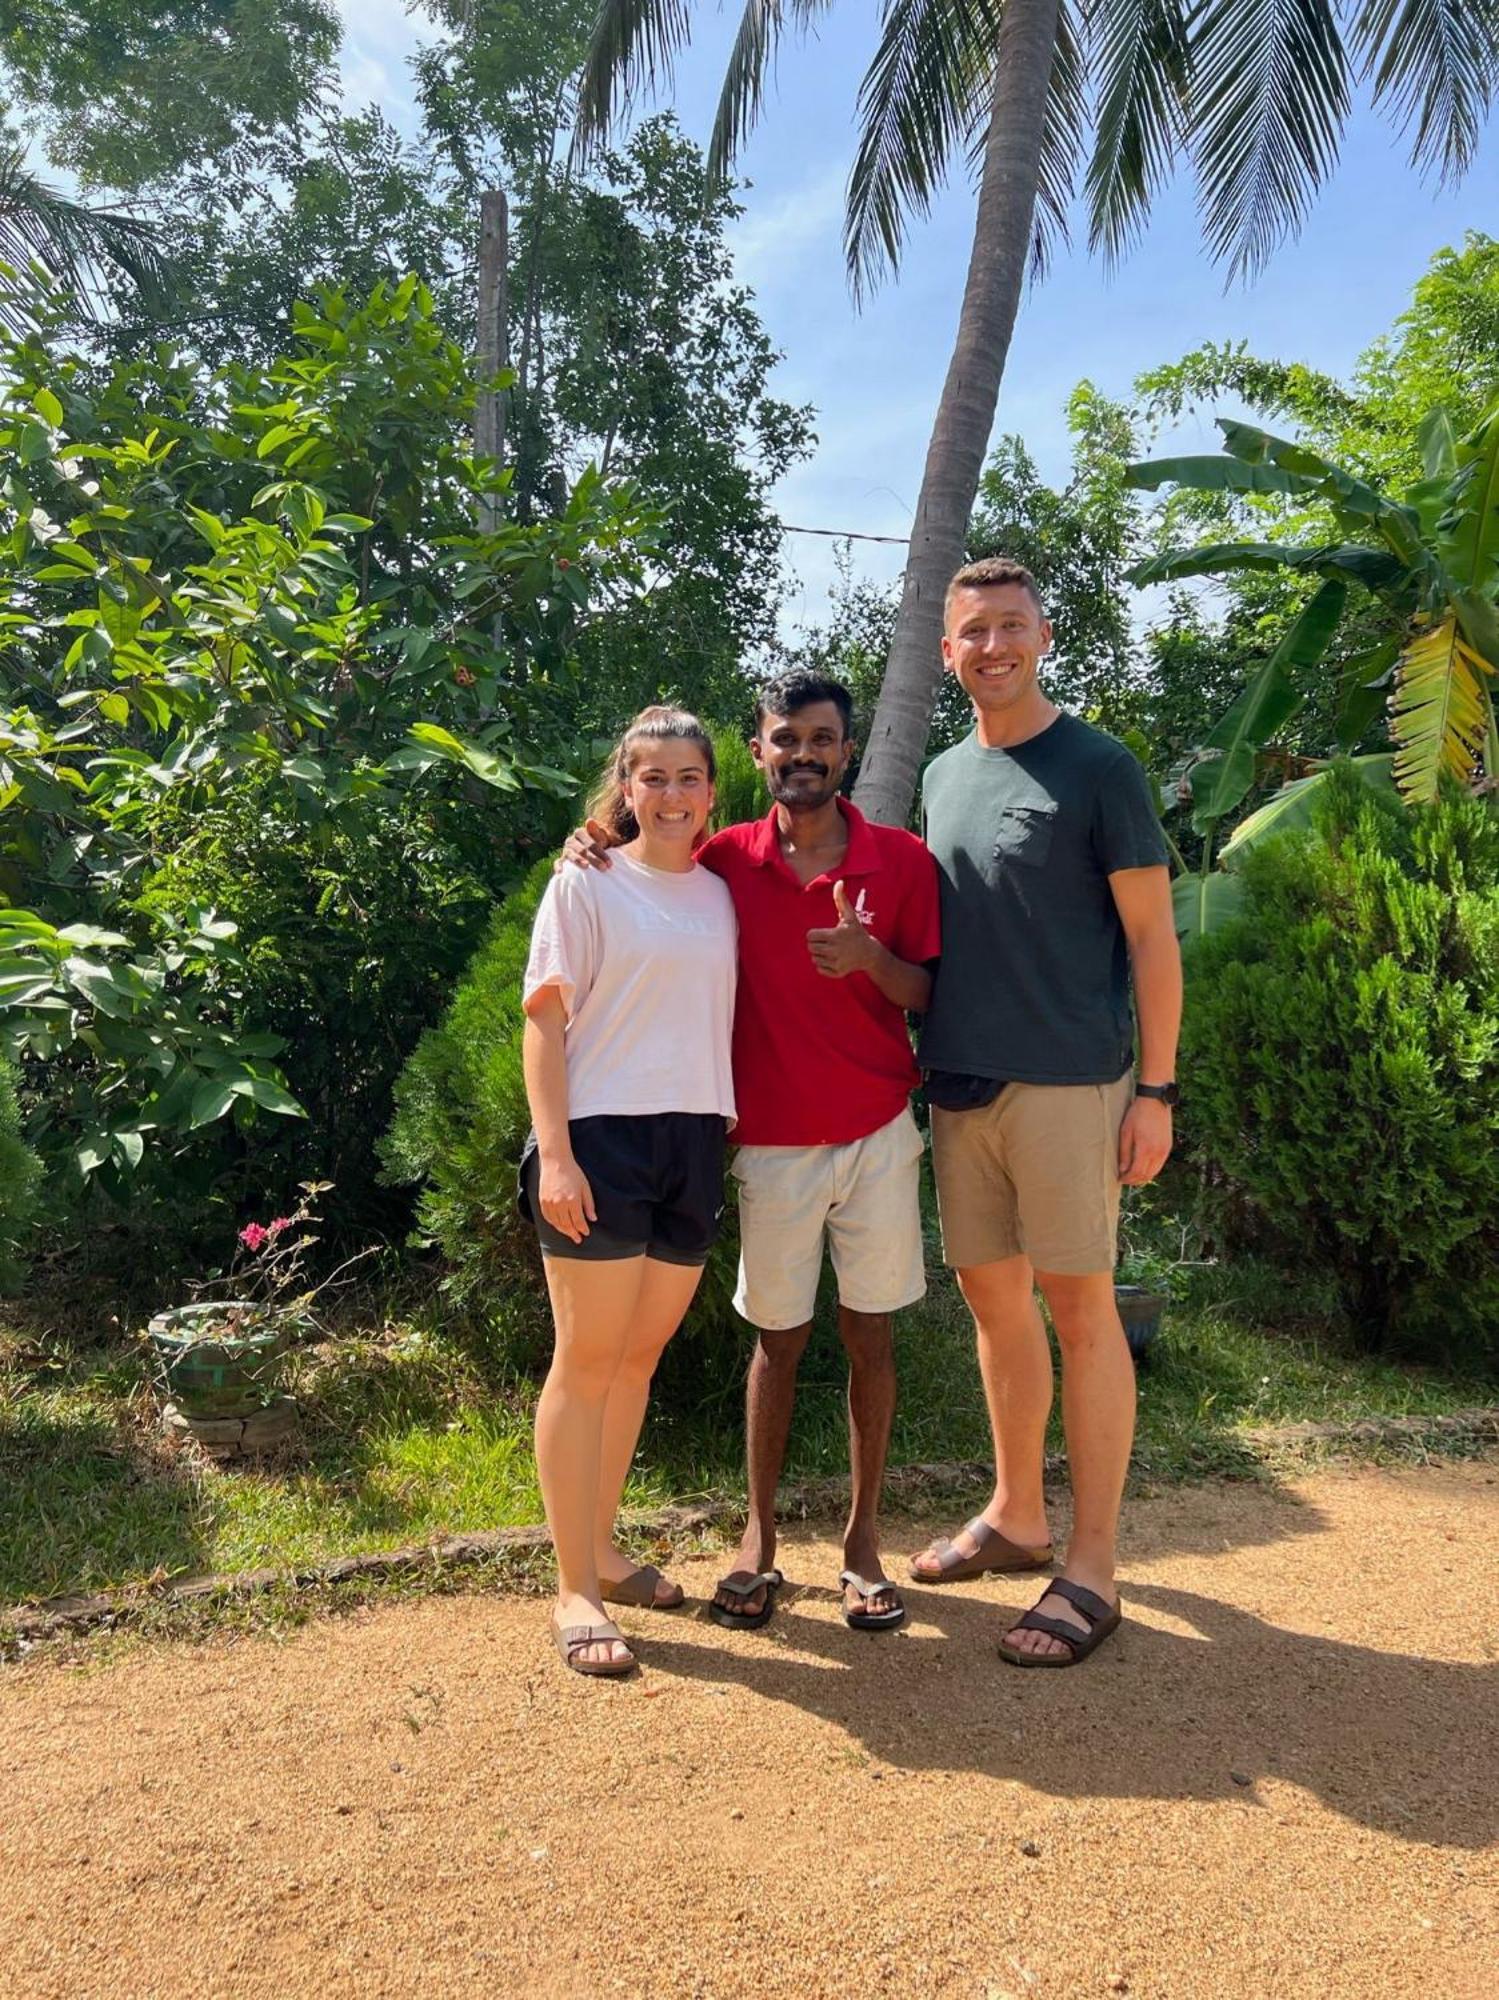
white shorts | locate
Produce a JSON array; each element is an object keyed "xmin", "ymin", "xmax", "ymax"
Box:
[{"xmin": 730, "ymin": 1106, "xmax": 927, "ymax": 1330}]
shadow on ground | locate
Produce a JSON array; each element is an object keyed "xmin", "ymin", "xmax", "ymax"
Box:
[{"xmin": 633, "ymin": 1485, "xmax": 1499, "ymax": 1853}]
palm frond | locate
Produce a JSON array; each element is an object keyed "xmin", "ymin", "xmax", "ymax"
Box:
[
  {"xmin": 847, "ymin": 0, "xmax": 1002, "ymax": 297},
  {"xmin": 1391, "ymin": 610, "xmax": 1494, "ymax": 799},
  {"xmin": 707, "ymin": 2, "xmax": 838, "ymax": 190},
  {"xmin": 574, "ymin": 0, "xmax": 696, "ymax": 160},
  {"xmin": 0, "ymin": 152, "xmax": 173, "ymax": 334},
  {"xmin": 1186, "ymin": 0, "xmax": 1350, "ymax": 283},
  {"xmin": 1026, "ymin": 0, "xmax": 1086, "ymax": 280},
  {"xmin": 1084, "ymin": 0, "xmax": 1190, "ymax": 264},
  {"xmin": 1351, "ymin": 0, "xmax": 1499, "ymax": 184}
]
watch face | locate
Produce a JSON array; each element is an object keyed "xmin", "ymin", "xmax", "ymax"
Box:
[{"xmin": 1139, "ymin": 1082, "xmax": 1179, "ymax": 1106}]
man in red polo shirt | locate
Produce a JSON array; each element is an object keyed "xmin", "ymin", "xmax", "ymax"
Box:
[{"xmin": 564, "ymin": 670, "xmax": 939, "ymax": 1632}]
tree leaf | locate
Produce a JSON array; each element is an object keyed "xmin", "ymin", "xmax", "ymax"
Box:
[
  {"xmin": 1218, "ymin": 754, "xmax": 1398, "ymax": 861},
  {"xmin": 1190, "ymin": 578, "xmax": 1348, "ymax": 829},
  {"xmin": 1390, "ymin": 610, "xmax": 1493, "ymax": 800},
  {"xmin": 227, "ymin": 1074, "xmax": 305, "ymax": 1117},
  {"xmin": 1172, "ymin": 868, "xmax": 1245, "ymax": 944}
]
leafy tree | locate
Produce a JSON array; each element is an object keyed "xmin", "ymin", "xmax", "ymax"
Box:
[
  {"xmin": 0, "ymin": 0, "xmax": 339, "ymax": 190},
  {"xmin": 578, "ymin": 2, "xmax": 1499, "ymax": 824},
  {"xmin": 0, "ymin": 279, "xmax": 655, "ymax": 1196},
  {"xmin": 1131, "ymin": 405, "xmax": 1499, "ymax": 804},
  {"xmin": 96, "ymin": 106, "xmax": 810, "ymax": 734}
]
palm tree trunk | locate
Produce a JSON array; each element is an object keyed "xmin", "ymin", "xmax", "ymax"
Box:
[{"xmin": 851, "ymin": 0, "xmax": 1062, "ymax": 826}]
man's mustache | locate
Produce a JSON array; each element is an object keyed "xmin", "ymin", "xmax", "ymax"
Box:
[{"xmin": 781, "ymin": 762, "xmax": 829, "ymax": 777}]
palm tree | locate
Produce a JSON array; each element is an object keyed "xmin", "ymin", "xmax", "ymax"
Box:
[
  {"xmin": 576, "ymin": 0, "xmax": 1499, "ymax": 823},
  {"xmin": 0, "ymin": 151, "xmax": 172, "ymax": 335}
]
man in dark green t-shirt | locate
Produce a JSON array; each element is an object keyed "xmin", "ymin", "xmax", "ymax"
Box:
[{"xmin": 909, "ymin": 556, "xmax": 1182, "ymax": 1670}]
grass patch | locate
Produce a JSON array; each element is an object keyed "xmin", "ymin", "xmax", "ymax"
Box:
[{"xmin": 2, "ymin": 1255, "xmax": 1492, "ymax": 1609}]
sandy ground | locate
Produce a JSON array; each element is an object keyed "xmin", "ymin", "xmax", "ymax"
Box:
[{"xmin": 2, "ymin": 1460, "xmax": 1497, "ymax": 2000}]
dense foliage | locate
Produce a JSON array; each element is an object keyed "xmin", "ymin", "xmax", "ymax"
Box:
[
  {"xmin": 0, "ymin": 278, "xmax": 654, "ymax": 1247},
  {"xmin": 1180, "ymin": 768, "xmax": 1499, "ymax": 1363}
]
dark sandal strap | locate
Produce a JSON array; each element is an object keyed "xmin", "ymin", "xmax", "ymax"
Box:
[
  {"xmin": 1044, "ymin": 1577, "xmax": 1115, "ymax": 1626},
  {"xmin": 1013, "ymin": 1611, "xmax": 1091, "ymax": 1651}
]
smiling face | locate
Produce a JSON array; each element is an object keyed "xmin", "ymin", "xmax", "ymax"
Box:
[
  {"xmin": 622, "ymin": 737, "xmax": 715, "ymax": 852},
  {"xmin": 749, "ymin": 699, "xmax": 853, "ymax": 811},
  {"xmin": 942, "ymin": 582, "xmax": 1053, "ymax": 719}
]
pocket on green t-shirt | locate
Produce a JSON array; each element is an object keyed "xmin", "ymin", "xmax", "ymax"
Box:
[{"xmin": 988, "ymin": 800, "xmax": 1057, "ymax": 879}]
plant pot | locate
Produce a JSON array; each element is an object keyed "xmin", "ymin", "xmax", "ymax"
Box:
[
  {"xmin": 146, "ymin": 1302, "xmax": 288, "ymax": 1418},
  {"xmin": 1114, "ymin": 1285, "xmax": 1168, "ymax": 1364}
]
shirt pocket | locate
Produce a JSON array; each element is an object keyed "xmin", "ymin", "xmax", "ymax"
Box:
[{"xmin": 988, "ymin": 800, "xmax": 1057, "ymax": 879}]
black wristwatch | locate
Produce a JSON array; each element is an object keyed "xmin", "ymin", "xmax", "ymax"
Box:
[{"xmin": 1135, "ymin": 1080, "xmax": 1179, "ymax": 1107}]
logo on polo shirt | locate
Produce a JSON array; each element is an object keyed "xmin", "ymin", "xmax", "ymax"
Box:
[{"xmin": 853, "ymin": 887, "xmax": 875, "ymax": 929}]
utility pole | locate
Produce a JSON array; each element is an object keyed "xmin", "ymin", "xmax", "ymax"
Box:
[{"xmin": 474, "ymin": 189, "xmax": 509, "ymax": 534}]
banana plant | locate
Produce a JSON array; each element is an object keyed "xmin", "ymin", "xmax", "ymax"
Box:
[{"xmin": 1128, "ymin": 405, "xmax": 1499, "ymax": 806}]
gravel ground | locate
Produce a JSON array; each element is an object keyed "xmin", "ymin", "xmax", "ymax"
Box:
[{"xmin": 2, "ymin": 1459, "xmax": 1496, "ymax": 2000}]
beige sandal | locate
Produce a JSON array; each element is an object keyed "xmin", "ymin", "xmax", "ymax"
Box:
[
  {"xmin": 910, "ymin": 1516, "xmax": 1053, "ymax": 1582},
  {"xmin": 599, "ymin": 1564, "xmax": 685, "ymax": 1611},
  {"xmin": 551, "ymin": 1617, "xmax": 636, "ymax": 1678}
]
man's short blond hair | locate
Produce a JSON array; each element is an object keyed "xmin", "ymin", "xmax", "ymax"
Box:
[{"xmin": 944, "ymin": 555, "xmax": 1045, "ymax": 628}]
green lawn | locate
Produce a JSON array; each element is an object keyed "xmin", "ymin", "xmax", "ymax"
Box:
[{"xmin": 3, "ymin": 1254, "xmax": 1492, "ymax": 1609}]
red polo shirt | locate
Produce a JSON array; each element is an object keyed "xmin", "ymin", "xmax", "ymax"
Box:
[{"xmin": 700, "ymin": 800, "xmax": 941, "ymax": 1146}]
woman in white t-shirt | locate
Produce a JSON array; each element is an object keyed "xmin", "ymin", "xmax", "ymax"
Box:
[{"xmin": 521, "ymin": 706, "xmax": 737, "ymax": 1677}]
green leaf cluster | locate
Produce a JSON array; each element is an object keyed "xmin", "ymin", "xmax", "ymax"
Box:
[
  {"xmin": 1180, "ymin": 767, "xmax": 1499, "ymax": 1362},
  {"xmin": 0, "ymin": 277, "xmax": 656, "ymax": 1203}
]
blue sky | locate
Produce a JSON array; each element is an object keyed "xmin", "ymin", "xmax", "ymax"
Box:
[{"xmin": 343, "ymin": 5, "xmax": 1499, "ymax": 632}]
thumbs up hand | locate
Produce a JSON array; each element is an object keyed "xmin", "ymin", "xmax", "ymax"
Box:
[{"xmin": 808, "ymin": 879, "xmax": 878, "ymax": 979}]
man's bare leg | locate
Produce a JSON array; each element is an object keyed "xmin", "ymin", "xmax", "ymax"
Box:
[
  {"xmin": 1002, "ymin": 1269, "xmax": 1133, "ymax": 1658},
  {"xmin": 838, "ymin": 1306, "xmax": 899, "ymax": 1618},
  {"xmin": 910, "ymin": 1254, "xmax": 1052, "ymax": 1576},
  {"xmin": 712, "ymin": 1322, "xmax": 811, "ymax": 1619}
]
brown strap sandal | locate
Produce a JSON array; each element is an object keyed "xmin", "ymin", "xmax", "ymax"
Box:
[
  {"xmin": 599, "ymin": 1564, "xmax": 685, "ymax": 1610},
  {"xmin": 551, "ymin": 1618, "xmax": 636, "ymax": 1678},
  {"xmin": 997, "ymin": 1578, "xmax": 1122, "ymax": 1669},
  {"xmin": 910, "ymin": 1516, "xmax": 1054, "ymax": 1582}
]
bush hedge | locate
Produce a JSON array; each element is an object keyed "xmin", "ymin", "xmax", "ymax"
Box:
[{"xmin": 1180, "ymin": 766, "xmax": 1499, "ymax": 1363}]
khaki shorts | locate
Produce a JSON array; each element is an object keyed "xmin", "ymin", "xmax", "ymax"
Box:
[
  {"xmin": 731, "ymin": 1107, "xmax": 927, "ymax": 1330},
  {"xmin": 930, "ymin": 1075, "xmax": 1133, "ymax": 1276}
]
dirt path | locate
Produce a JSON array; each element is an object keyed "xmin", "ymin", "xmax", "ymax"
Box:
[{"xmin": 3, "ymin": 1460, "xmax": 1497, "ymax": 2000}]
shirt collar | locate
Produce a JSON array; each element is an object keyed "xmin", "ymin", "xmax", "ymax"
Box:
[{"xmin": 749, "ymin": 797, "xmax": 881, "ymax": 878}]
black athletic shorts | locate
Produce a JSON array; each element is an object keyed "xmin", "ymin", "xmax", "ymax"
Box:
[{"xmin": 518, "ymin": 1112, "xmax": 727, "ymax": 1265}]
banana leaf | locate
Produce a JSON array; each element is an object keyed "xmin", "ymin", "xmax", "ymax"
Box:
[
  {"xmin": 1172, "ymin": 869, "xmax": 1245, "ymax": 946},
  {"xmin": 1217, "ymin": 755, "xmax": 1398, "ymax": 863},
  {"xmin": 1391, "ymin": 613, "xmax": 1494, "ymax": 801},
  {"xmin": 1124, "ymin": 454, "xmax": 1310, "ymax": 497},
  {"xmin": 1189, "ymin": 579, "xmax": 1347, "ymax": 832}
]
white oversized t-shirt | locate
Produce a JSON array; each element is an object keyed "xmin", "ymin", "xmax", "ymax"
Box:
[{"xmin": 524, "ymin": 852, "xmax": 738, "ymax": 1122}]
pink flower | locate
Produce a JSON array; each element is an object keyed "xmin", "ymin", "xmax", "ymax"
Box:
[
  {"xmin": 268, "ymin": 1216, "xmax": 293, "ymax": 1237},
  {"xmin": 238, "ymin": 1222, "xmax": 269, "ymax": 1252}
]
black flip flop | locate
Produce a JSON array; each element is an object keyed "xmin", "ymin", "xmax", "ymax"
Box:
[
  {"xmin": 708, "ymin": 1567, "xmax": 783, "ymax": 1630},
  {"xmin": 997, "ymin": 1577, "xmax": 1121, "ymax": 1668},
  {"xmin": 839, "ymin": 1569, "xmax": 906, "ymax": 1631}
]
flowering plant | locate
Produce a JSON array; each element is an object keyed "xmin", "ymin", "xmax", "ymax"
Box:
[{"xmin": 183, "ymin": 1181, "xmax": 373, "ymax": 1342}]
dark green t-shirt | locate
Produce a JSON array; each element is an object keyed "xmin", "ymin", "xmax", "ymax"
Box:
[{"xmin": 918, "ymin": 714, "xmax": 1169, "ymax": 1085}]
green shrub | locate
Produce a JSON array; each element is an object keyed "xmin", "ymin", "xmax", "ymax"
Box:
[
  {"xmin": 0, "ymin": 1053, "xmax": 43, "ymax": 1290},
  {"xmin": 1180, "ymin": 766, "xmax": 1499, "ymax": 1363}
]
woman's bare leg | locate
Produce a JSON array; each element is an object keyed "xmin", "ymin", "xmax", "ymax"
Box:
[
  {"xmin": 595, "ymin": 1257, "xmax": 706, "ymax": 1593},
  {"xmin": 535, "ymin": 1252, "xmax": 648, "ymax": 1666}
]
